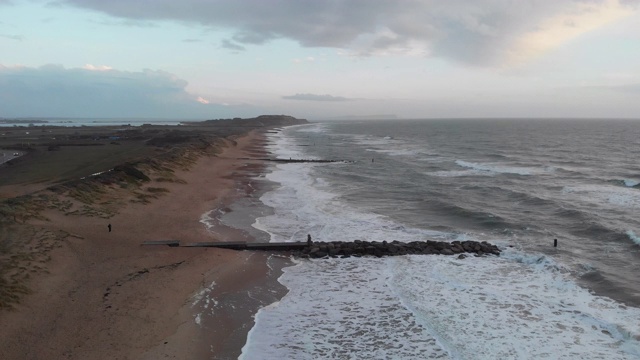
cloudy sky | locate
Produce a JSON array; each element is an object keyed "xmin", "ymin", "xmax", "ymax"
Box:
[{"xmin": 1, "ymin": 0, "xmax": 640, "ymax": 120}]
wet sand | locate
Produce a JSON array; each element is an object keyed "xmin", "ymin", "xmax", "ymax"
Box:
[{"xmin": 0, "ymin": 130, "xmax": 288, "ymax": 359}]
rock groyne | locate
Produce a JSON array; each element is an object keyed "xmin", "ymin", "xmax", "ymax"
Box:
[
  {"xmin": 143, "ymin": 239, "xmax": 502, "ymax": 259},
  {"xmin": 296, "ymin": 240, "xmax": 501, "ymax": 259}
]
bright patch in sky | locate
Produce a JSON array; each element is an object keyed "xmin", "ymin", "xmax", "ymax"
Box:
[
  {"xmin": 1, "ymin": 0, "xmax": 639, "ymax": 119},
  {"xmin": 82, "ymin": 64, "xmax": 113, "ymax": 71},
  {"xmin": 508, "ymin": 0, "xmax": 635, "ymax": 65},
  {"xmin": 196, "ymin": 97, "xmax": 210, "ymax": 105}
]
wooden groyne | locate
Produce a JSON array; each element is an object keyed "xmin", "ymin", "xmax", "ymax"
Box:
[
  {"xmin": 238, "ymin": 157, "xmax": 351, "ymax": 164},
  {"xmin": 181, "ymin": 241, "xmax": 307, "ymax": 251},
  {"xmin": 142, "ymin": 239, "xmax": 501, "ymax": 259},
  {"xmin": 142, "ymin": 240, "xmax": 180, "ymax": 247}
]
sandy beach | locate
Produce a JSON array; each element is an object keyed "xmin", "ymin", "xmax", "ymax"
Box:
[{"xmin": 0, "ymin": 129, "xmax": 286, "ymax": 359}]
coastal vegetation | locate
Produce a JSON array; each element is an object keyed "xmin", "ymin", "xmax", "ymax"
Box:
[{"xmin": 0, "ymin": 115, "xmax": 306, "ymax": 309}]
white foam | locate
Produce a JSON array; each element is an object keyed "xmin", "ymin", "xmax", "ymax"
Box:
[
  {"xmin": 266, "ymin": 127, "xmax": 319, "ymax": 160},
  {"xmin": 241, "ymin": 257, "xmax": 451, "ymax": 359},
  {"xmin": 242, "ymin": 250, "xmax": 640, "ymax": 359},
  {"xmin": 626, "ymin": 230, "xmax": 640, "ymax": 245},
  {"xmin": 365, "ymin": 147, "xmax": 435, "ymax": 158},
  {"xmin": 341, "ymin": 133, "xmax": 438, "ymax": 160},
  {"xmin": 190, "ymin": 281, "xmax": 218, "ymax": 326},
  {"xmin": 366, "ymin": 147, "xmax": 415, "ymax": 156},
  {"xmin": 293, "ymin": 123, "xmax": 329, "ymax": 133},
  {"xmin": 346, "ymin": 133, "xmax": 399, "ymax": 147},
  {"xmin": 391, "ymin": 249, "xmax": 640, "ymax": 359},
  {"xmin": 562, "ymin": 184, "xmax": 640, "ymax": 209},
  {"xmin": 456, "ymin": 160, "xmax": 541, "ymax": 176},
  {"xmin": 624, "ymin": 179, "xmax": 639, "ymax": 187},
  {"xmin": 252, "ymin": 161, "xmax": 454, "ymax": 243},
  {"xmin": 199, "ymin": 209, "xmax": 223, "ymax": 237},
  {"xmin": 429, "ymin": 169, "xmax": 495, "ymax": 178}
]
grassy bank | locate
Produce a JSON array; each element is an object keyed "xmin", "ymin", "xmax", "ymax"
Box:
[{"xmin": 0, "ymin": 115, "xmax": 307, "ymax": 309}]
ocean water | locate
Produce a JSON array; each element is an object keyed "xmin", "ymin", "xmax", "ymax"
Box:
[{"xmin": 238, "ymin": 119, "xmax": 640, "ymax": 359}]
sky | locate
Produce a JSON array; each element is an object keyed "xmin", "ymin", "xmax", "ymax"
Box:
[{"xmin": 1, "ymin": 0, "xmax": 640, "ymax": 120}]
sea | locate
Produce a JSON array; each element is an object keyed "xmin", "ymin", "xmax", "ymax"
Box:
[{"xmin": 226, "ymin": 118, "xmax": 640, "ymax": 359}]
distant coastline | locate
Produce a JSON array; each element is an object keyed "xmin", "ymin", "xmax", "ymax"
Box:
[{"xmin": 0, "ymin": 117, "xmax": 195, "ymax": 127}]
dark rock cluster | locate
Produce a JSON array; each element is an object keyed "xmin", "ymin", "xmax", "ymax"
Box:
[{"xmin": 295, "ymin": 240, "xmax": 501, "ymax": 259}]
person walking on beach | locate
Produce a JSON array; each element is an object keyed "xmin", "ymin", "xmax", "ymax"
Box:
[{"xmin": 108, "ymin": 224, "xmax": 112, "ymax": 232}]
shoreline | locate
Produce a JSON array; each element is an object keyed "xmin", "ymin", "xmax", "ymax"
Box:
[
  {"xmin": 186, "ymin": 130, "xmax": 291, "ymax": 359},
  {"xmin": 0, "ymin": 129, "xmax": 289, "ymax": 359}
]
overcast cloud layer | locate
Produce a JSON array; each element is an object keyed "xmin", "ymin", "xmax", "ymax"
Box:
[
  {"xmin": 0, "ymin": 0, "xmax": 639, "ymax": 119},
  {"xmin": 56, "ymin": 0, "xmax": 638, "ymax": 66}
]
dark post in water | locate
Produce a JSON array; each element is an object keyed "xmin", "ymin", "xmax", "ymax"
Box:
[{"xmin": 554, "ymin": 238, "xmax": 557, "ymax": 247}]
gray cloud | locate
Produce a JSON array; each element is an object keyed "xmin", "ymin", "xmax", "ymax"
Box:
[
  {"xmin": 0, "ymin": 64, "xmax": 256, "ymax": 118},
  {"xmin": 0, "ymin": 34, "xmax": 24, "ymax": 41},
  {"xmin": 621, "ymin": 0, "xmax": 640, "ymax": 5},
  {"xmin": 51, "ymin": 0, "xmax": 638, "ymax": 66},
  {"xmin": 221, "ymin": 39, "xmax": 245, "ymax": 51},
  {"xmin": 621, "ymin": 84, "xmax": 640, "ymax": 92},
  {"xmin": 90, "ymin": 18, "xmax": 158, "ymax": 28},
  {"xmin": 283, "ymin": 93, "xmax": 351, "ymax": 102},
  {"xmin": 598, "ymin": 83, "xmax": 640, "ymax": 92}
]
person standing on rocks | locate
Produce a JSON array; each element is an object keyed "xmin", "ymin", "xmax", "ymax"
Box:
[{"xmin": 108, "ymin": 224, "xmax": 112, "ymax": 233}]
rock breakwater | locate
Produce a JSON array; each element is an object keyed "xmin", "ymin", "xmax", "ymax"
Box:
[{"xmin": 296, "ymin": 240, "xmax": 501, "ymax": 259}]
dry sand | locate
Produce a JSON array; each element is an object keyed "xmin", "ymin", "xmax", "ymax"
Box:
[{"xmin": 0, "ymin": 131, "xmax": 284, "ymax": 359}]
